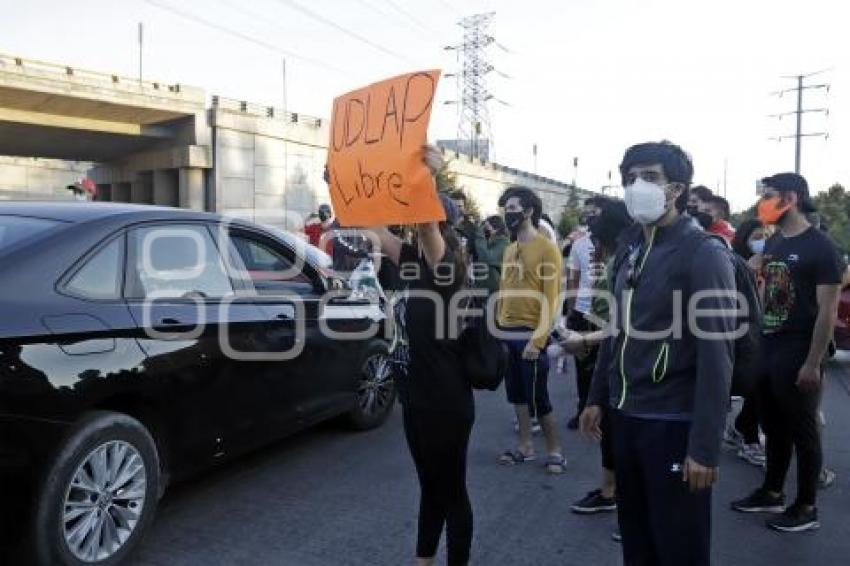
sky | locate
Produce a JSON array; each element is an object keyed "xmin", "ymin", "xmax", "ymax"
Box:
[{"xmin": 1, "ymin": 0, "xmax": 848, "ymax": 213}]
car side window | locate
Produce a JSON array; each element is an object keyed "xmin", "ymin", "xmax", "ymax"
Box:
[
  {"xmin": 64, "ymin": 236, "xmax": 124, "ymax": 300},
  {"xmin": 126, "ymin": 224, "xmax": 234, "ymax": 300},
  {"xmin": 229, "ymin": 233, "xmax": 316, "ymax": 296}
]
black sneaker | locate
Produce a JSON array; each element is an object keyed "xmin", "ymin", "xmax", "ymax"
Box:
[
  {"xmin": 767, "ymin": 504, "xmax": 820, "ymax": 533},
  {"xmin": 571, "ymin": 489, "xmax": 617, "ymax": 514},
  {"xmin": 731, "ymin": 488, "xmax": 785, "ymax": 513}
]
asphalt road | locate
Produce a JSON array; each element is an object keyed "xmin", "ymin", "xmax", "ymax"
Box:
[{"xmin": 9, "ymin": 354, "xmax": 850, "ymax": 565}]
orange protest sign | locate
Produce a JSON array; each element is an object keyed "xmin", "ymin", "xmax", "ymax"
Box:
[{"xmin": 327, "ymin": 70, "xmax": 444, "ymax": 227}]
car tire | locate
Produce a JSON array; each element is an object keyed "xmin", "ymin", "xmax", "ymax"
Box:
[
  {"xmin": 32, "ymin": 411, "xmax": 160, "ymax": 566},
  {"xmin": 347, "ymin": 340, "xmax": 396, "ymax": 430}
]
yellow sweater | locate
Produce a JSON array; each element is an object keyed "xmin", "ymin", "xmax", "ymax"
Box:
[{"xmin": 497, "ymin": 233, "xmax": 563, "ymax": 350}]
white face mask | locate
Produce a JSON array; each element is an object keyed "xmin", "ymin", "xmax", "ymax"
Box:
[
  {"xmin": 748, "ymin": 238, "xmax": 765, "ymax": 255},
  {"xmin": 624, "ymin": 178, "xmax": 668, "ymax": 225}
]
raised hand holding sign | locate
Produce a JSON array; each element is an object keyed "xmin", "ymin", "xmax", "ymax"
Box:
[{"xmin": 327, "ymin": 70, "xmax": 444, "ymax": 227}]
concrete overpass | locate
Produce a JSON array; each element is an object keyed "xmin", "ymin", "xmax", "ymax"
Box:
[
  {"xmin": 0, "ymin": 52, "xmax": 595, "ymax": 228},
  {"xmin": 0, "ymin": 52, "xmax": 210, "ymax": 208}
]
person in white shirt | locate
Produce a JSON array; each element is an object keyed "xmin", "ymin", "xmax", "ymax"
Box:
[{"xmin": 564, "ymin": 196, "xmax": 608, "ymax": 429}]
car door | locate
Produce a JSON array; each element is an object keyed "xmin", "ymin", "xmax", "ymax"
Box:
[
  {"xmin": 225, "ymin": 227, "xmax": 365, "ymax": 425},
  {"xmin": 32, "ymin": 233, "xmax": 149, "ymax": 419},
  {"xmin": 123, "ymin": 221, "xmax": 269, "ymax": 469}
]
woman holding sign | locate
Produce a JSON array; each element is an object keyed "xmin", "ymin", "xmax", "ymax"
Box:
[{"xmin": 370, "ymin": 145, "xmax": 474, "ymax": 566}]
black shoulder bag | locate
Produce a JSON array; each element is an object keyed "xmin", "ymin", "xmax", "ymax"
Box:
[{"xmin": 459, "ymin": 295, "xmax": 509, "ymax": 391}]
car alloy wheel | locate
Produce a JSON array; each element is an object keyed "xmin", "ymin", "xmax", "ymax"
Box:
[
  {"xmin": 62, "ymin": 440, "xmax": 147, "ymax": 563},
  {"xmin": 357, "ymin": 352, "xmax": 394, "ymax": 417}
]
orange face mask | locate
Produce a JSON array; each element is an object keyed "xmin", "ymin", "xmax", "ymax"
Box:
[{"xmin": 757, "ymin": 196, "xmax": 792, "ymax": 225}]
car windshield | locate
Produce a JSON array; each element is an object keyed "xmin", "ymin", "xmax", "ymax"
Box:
[
  {"xmin": 264, "ymin": 226, "xmax": 382, "ymax": 298},
  {"xmin": 0, "ymin": 215, "xmax": 66, "ymax": 252},
  {"xmin": 266, "ymin": 226, "xmax": 333, "ymax": 269}
]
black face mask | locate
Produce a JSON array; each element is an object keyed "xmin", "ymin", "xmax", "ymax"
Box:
[
  {"xmin": 686, "ymin": 205, "xmax": 699, "ymax": 217},
  {"xmin": 694, "ymin": 211, "xmax": 714, "ymax": 229},
  {"xmin": 318, "ymin": 212, "xmax": 330, "ymax": 222},
  {"xmin": 504, "ymin": 212, "xmax": 525, "ymax": 236},
  {"xmin": 483, "ymin": 227, "xmax": 493, "ymax": 239},
  {"xmin": 580, "ymin": 214, "xmax": 597, "ymax": 226}
]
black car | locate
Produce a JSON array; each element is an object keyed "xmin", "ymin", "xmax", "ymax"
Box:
[{"xmin": 0, "ymin": 202, "xmax": 395, "ymax": 565}]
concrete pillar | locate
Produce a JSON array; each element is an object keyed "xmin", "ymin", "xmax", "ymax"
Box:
[
  {"xmin": 153, "ymin": 169, "xmax": 179, "ymax": 207},
  {"xmin": 179, "ymin": 168, "xmax": 205, "ymax": 211},
  {"xmin": 131, "ymin": 172, "xmax": 154, "ymax": 204},
  {"xmin": 96, "ymin": 184, "xmax": 112, "ymax": 202},
  {"xmin": 112, "ymin": 182, "xmax": 131, "ymax": 202}
]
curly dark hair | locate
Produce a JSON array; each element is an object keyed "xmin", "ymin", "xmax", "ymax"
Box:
[
  {"xmin": 620, "ymin": 141, "xmax": 694, "ymax": 212},
  {"xmin": 589, "ymin": 199, "xmax": 633, "ymax": 257},
  {"xmin": 500, "ymin": 186, "xmax": 542, "ymax": 227}
]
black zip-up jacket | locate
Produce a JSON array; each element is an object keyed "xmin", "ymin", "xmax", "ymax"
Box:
[{"xmin": 588, "ymin": 215, "xmax": 735, "ymax": 466}]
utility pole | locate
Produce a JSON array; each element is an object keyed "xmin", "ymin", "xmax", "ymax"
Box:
[
  {"xmin": 282, "ymin": 58, "xmax": 288, "ymax": 115},
  {"xmin": 138, "ymin": 22, "xmax": 144, "ymax": 88},
  {"xmin": 601, "ymin": 170, "xmax": 614, "ymax": 196},
  {"xmin": 769, "ymin": 71, "xmax": 830, "ymax": 174},
  {"xmin": 532, "ymin": 143, "xmax": 538, "ymax": 173},
  {"xmin": 795, "ymin": 75, "xmax": 803, "ymax": 172},
  {"xmin": 443, "ymin": 12, "xmax": 509, "ymax": 162},
  {"xmin": 572, "ymin": 156, "xmax": 578, "ymax": 188}
]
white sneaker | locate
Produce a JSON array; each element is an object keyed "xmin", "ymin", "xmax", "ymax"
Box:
[
  {"xmin": 738, "ymin": 443, "xmax": 766, "ymax": 467},
  {"xmin": 723, "ymin": 426, "xmax": 744, "ymax": 450},
  {"xmin": 819, "ymin": 467, "xmax": 836, "ymax": 489}
]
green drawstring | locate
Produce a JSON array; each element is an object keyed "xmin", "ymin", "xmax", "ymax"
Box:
[
  {"xmin": 617, "ymin": 290, "xmax": 631, "ymax": 409},
  {"xmin": 652, "ymin": 342, "xmax": 670, "ymax": 383},
  {"xmin": 617, "ymin": 227, "xmax": 657, "ymax": 409}
]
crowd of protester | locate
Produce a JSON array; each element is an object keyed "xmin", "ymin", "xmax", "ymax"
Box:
[{"xmin": 306, "ymin": 141, "xmax": 847, "ymax": 565}]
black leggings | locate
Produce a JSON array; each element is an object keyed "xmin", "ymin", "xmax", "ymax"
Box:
[
  {"xmin": 567, "ymin": 311, "xmax": 599, "ymax": 415},
  {"xmin": 734, "ymin": 394, "xmax": 760, "ymax": 445},
  {"xmin": 600, "ymin": 407, "xmax": 615, "ymax": 471},
  {"xmin": 759, "ymin": 337, "xmax": 822, "ymax": 506},
  {"xmin": 403, "ymin": 407, "xmax": 474, "ymax": 565}
]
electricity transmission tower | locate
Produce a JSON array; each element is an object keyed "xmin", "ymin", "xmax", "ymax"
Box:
[
  {"xmin": 769, "ymin": 70, "xmax": 830, "ymax": 174},
  {"xmin": 444, "ymin": 12, "xmax": 508, "ymax": 162}
]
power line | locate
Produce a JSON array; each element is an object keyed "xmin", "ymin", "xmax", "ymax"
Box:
[
  {"xmin": 381, "ymin": 0, "xmax": 439, "ymax": 37},
  {"xmin": 433, "ymin": 0, "xmax": 461, "ymax": 17},
  {"xmin": 272, "ymin": 0, "xmax": 417, "ymax": 64},
  {"xmin": 351, "ymin": 0, "xmax": 397, "ymax": 22},
  {"xmin": 215, "ymin": 0, "xmax": 307, "ymax": 39},
  {"xmin": 141, "ymin": 0, "xmax": 349, "ymax": 74},
  {"xmin": 352, "ymin": 0, "xmax": 434, "ymax": 43}
]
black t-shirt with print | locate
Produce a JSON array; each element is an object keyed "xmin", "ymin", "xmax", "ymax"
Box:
[
  {"xmin": 391, "ymin": 243, "xmax": 473, "ymax": 418},
  {"xmin": 762, "ymin": 227, "xmax": 846, "ymax": 337}
]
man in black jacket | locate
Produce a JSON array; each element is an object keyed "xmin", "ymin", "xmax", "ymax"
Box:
[{"xmin": 581, "ymin": 141, "xmax": 736, "ymax": 565}]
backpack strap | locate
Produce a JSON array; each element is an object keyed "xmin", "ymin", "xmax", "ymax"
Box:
[{"xmin": 675, "ymin": 230, "xmax": 717, "ymax": 286}]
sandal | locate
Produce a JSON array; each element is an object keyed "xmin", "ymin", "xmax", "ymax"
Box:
[
  {"xmin": 545, "ymin": 453, "xmax": 567, "ymax": 474},
  {"xmin": 499, "ymin": 449, "xmax": 536, "ymax": 465}
]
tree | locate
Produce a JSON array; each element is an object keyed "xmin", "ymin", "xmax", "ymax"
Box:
[
  {"xmin": 435, "ymin": 158, "xmax": 457, "ymax": 194},
  {"xmin": 558, "ymin": 185, "xmax": 582, "ymax": 238},
  {"xmin": 813, "ymin": 183, "xmax": 850, "ymax": 253},
  {"xmin": 731, "ymin": 204, "xmax": 757, "ymax": 228},
  {"xmin": 436, "ymin": 156, "xmax": 482, "ymax": 222}
]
